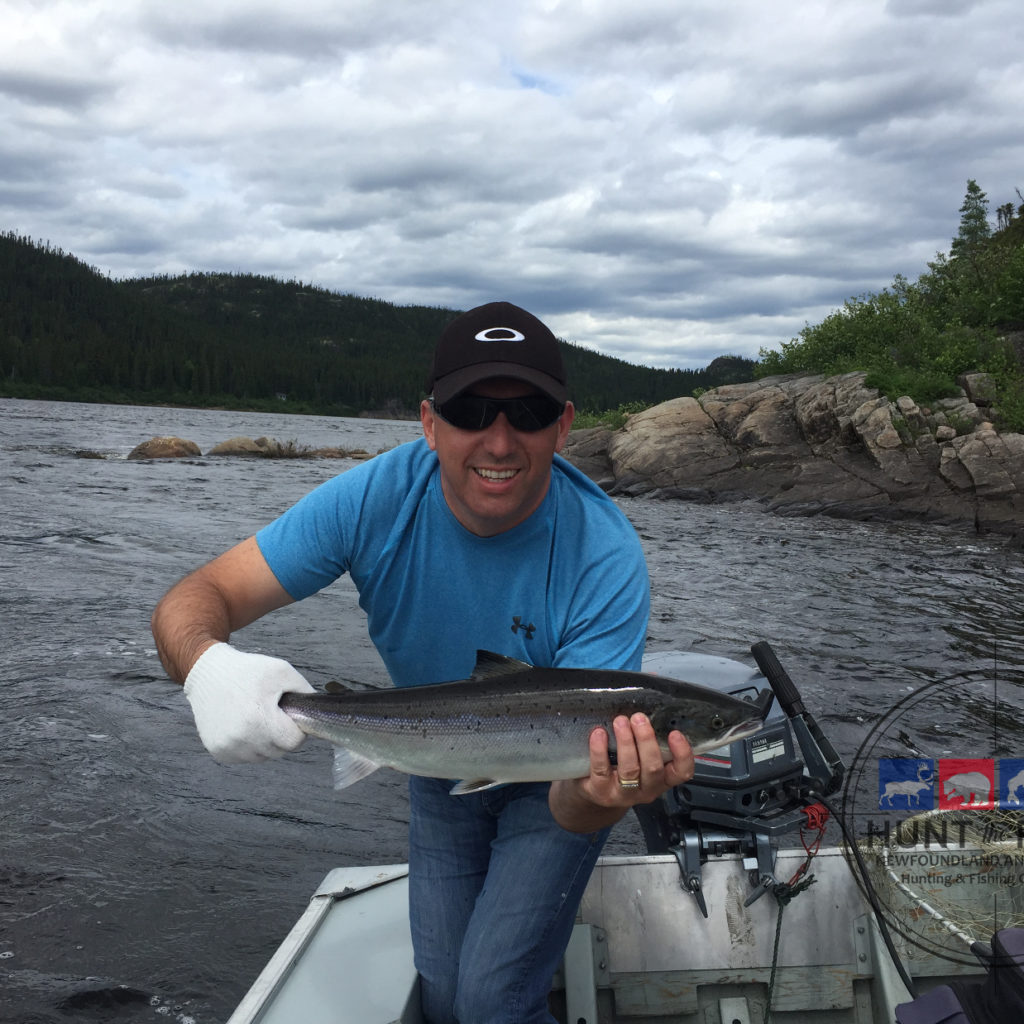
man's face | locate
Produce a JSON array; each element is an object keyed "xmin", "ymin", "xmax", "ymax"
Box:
[{"xmin": 420, "ymin": 378, "xmax": 574, "ymax": 537}]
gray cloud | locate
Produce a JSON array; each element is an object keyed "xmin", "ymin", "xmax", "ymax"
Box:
[
  {"xmin": 1, "ymin": 0, "xmax": 1021, "ymax": 369},
  {"xmin": 0, "ymin": 69, "xmax": 111, "ymax": 111}
]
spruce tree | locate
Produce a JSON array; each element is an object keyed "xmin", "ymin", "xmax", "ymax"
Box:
[{"xmin": 951, "ymin": 179, "xmax": 991, "ymax": 258}]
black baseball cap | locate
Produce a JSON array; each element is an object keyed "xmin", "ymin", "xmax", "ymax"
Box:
[{"xmin": 427, "ymin": 301, "xmax": 568, "ymax": 405}]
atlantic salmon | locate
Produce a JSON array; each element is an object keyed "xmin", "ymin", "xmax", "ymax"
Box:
[{"xmin": 280, "ymin": 650, "xmax": 770, "ymax": 794}]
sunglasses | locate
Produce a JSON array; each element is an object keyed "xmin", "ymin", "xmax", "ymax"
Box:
[{"xmin": 430, "ymin": 393, "xmax": 566, "ymax": 433}]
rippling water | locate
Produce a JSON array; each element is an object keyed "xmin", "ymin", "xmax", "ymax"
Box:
[{"xmin": 3, "ymin": 397, "xmax": 1023, "ymax": 1023}]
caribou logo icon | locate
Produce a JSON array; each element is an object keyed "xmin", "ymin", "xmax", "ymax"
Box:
[{"xmin": 879, "ymin": 761, "xmax": 934, "ymax": 808}]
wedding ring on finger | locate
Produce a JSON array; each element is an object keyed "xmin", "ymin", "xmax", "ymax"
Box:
[{"xmin": 618, "ymin": 777, "xmax": 641, "ymax": 790}]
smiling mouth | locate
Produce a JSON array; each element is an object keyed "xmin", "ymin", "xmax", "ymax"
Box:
[{"xmin": 475, "ymin": 467, "xmax": 519, "ymax": 481}]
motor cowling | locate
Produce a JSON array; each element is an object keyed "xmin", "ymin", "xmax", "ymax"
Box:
[{"xmin": 637, "ymin": 650, "xmax": 811, "ymax": 853}]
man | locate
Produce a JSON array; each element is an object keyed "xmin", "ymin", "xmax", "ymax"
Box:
[{"xmin": 151, "ymin": 301, "xmax": 694, "ymax": 1024}]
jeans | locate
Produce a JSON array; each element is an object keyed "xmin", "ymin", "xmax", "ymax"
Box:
[{"xmin": 408, "ymin": 776, "xmax": 610, "ymax": 1024}]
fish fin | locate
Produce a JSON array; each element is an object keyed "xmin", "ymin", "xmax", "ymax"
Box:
[
  {"xmin": 324, "ymin": 678, "xmax": 375, "ymax": 693},
  {"xmin": 332, "ymin": 747, "xmax": 381, "ymax": 790},
  {"xmin": 471, "ymin": 649, "xmax": 532, "ymax": 680},
  {"xmin": 449, "ymin": 778, "xmax": 503, "ymax": 795}
]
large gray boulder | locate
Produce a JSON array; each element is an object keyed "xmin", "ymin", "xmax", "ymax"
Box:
[{"xmin": 561, "ymin": 372, "xmax": 1024, "ymax": 535}]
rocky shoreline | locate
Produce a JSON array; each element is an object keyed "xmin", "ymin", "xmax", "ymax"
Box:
[
  {"xmin": 562, "ymin": 371, "xmax": 1024, "ymax": 538},
  {"xmin": 123, "ymin": 371, "xmax": 1024, "ymax": 538}
]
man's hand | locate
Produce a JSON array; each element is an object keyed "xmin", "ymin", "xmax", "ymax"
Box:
[
  {"xmin": 549, "ymin": 714, "xmax": 694, "ymax": 833},
  {"xmin": 183, "ymin": 643, "xmax": 315, "ymax": 763}
]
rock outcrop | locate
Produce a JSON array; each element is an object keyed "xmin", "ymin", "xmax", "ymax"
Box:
[
  {"xmin": 128, "ymin": 434, "xmax": 376, "ymax": 460},
  {"xmin": 127, "ymin": 436, "xmax": 201, "ymax": 459},
  {"xmin": 562, "ymin": 372, "xmax": 1024, "ymax": 535},
  {"xmin": 206, "ymin": 435, "xmax": 268, "ymax": 456}
]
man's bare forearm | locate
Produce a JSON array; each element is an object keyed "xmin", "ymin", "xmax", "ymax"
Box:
[
  {"xmin": 151, "ymin": 536, "xmax": 295, "ymax": 684},
  {"xmin": 151, "ymin": 573, "xmax": 234, "ymax": 684}
]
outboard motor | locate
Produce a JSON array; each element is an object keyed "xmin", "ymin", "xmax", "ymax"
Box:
[
  {"xmin": 637, "ymin": 644, "xmax": 1024, "ymax": 1022},
  {"xmin": 637, "ymin": 641, "xmax": 844, "ymax": 916}
]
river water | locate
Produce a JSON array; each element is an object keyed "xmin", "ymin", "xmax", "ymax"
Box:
[{"xmin": 2, "ymin": 397, "xmax": 1023, "ymax": 1023}]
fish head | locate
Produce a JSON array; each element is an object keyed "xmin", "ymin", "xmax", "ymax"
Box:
[{"xmin": 649, "ymin": 690, "xmax": 767, "ymax": 755}]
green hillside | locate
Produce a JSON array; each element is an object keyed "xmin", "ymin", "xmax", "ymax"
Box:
[
  {"xmin": 0, "ymin": 233, "xmax": 752, "ymax": 417},
  {"xmin": 6, "ymin": 181, "xmax": 1020, "ymax": 424},
  {"xmin": 758, "ymin": 180, "xmax": 1024, "ymax": 430}
]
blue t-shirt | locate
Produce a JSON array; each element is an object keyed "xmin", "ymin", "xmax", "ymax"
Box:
[{"xmin": 256, "ymin": 438, "xmax": 649, "ymax": 687}]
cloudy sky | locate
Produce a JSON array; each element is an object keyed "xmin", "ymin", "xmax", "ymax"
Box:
[{"xmin": 2, "ymin": 0, "xmax": 1022, "ymax": 369}]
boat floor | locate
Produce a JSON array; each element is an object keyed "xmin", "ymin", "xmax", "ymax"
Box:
[{"xmin": 228, "ymin": 850, "xmax": 992, "ymax": 1024}]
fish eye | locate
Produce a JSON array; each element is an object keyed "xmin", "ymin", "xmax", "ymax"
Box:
[{"xmin": 711, "ymin": 715, "xmax": 724, "ymax": 730}]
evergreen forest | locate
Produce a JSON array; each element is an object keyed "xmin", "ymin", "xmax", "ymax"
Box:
[
  {"xmin": 0, "ymin": 234, "xmax": 753, "ymax": 418},
  {"xmin": 5, "ymin": 179, "xmax": 1021, "ymax": 426}
]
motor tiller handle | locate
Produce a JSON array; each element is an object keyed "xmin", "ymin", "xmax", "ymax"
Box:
[{"xmin": 750, "ymin": 640, "xmax": 805, "ymax": 717}]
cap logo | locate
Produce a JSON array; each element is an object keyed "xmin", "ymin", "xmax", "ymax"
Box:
[{"xmin": 474, "ymin": 327, "xmax": 525, "ymax": 342}]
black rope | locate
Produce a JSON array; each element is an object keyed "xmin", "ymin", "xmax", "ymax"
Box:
[
  {"xmin": 766, "ymin": 876, "xmax": 817, "ymax": 1022},
  {"xmin": 810, "ymin": 791, "xmax": 919, "ymax": 999}
]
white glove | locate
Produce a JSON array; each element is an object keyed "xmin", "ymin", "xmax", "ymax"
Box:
[{"xmin": 183, "ymin": 643, "xmax": 316, "ymax": 764}]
